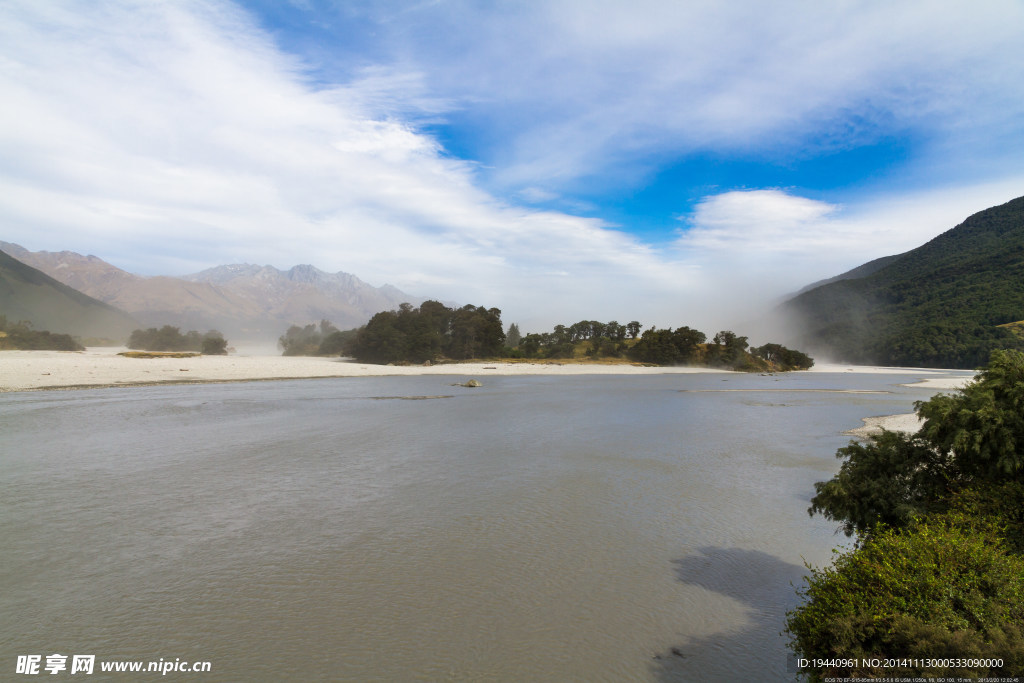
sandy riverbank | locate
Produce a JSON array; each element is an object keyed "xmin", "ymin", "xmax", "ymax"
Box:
[
  {"xmin": 809, "ymin": 362, "xmax": 975, "ymax": 390},
  {"xmin": 845, "ymin": 412, "xmax": 925, "ymax": 438},
  {"xmin": 0, "ymin": 349, "xmax": 978, "ymax": 393},
  {"xmin": 0, "ymin": 348, "xmax": 734, "ymax": 392}
]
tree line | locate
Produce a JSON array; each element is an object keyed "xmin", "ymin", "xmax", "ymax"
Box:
[
  {"xmin": 0, "ymin": 315, "xmax": 82, "ymax": 351},
  {"xmin": 787, "ymin": 349, "xmax": 1024, "ymax": 680},
  {"xmin": 513, "ymin": 319, "xmax": 642, "ymax": 359},
  {"xmin": 279, "ymin": 302, "xmax": 504, "ymax": 364},
  {"xmin": 514, "ymin": 320, "xmax": 813, "ymax": 371},
  {"xmin": 277, "ymin": 305, "xmax": 813, "ymax": 371},
  {"xmin": 128, "ymin": 325, "xmax": 228, "ymax": 355}
]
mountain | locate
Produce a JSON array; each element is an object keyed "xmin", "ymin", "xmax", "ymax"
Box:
[
  {"xmin": 0, "ymin": 249, "xmax": 139, "ymax": 341},
  {"xmin": 181, "ymin": 263, "xmax": 419, "ymax": 333},
  {"xmin": 782, "ymin": 195, "xmax": 1024, "ymax": 368},
  {"xmin": 0, "ymin": 242, "xmax": 422, "ymax": 342}
]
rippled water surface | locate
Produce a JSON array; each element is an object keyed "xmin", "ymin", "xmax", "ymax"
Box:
[{"xmin": 0, "ymin": 372, "xmax": 966, "ymax": 681}]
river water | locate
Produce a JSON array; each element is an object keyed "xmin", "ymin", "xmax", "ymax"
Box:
[{"xmin": 0, "ymin": 371, "xmax": 968, "ymax": 681}]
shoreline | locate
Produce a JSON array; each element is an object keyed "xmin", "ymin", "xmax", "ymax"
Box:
[
  {"xmin": 844, "ymin": 412, "xmax": 924, "ymax": 438},
  {"xmin": 0, "ymin": 348, "xmax": 736, "ymax": 393},
  {"xmin": 0, "ymin": 348, "xmax": 977, "ymax": 394}
]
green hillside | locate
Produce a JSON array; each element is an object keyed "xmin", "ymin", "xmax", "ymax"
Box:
[
  {"xmin": 0, "ymin": 249, "xmax": 138, "ymax": 342},
  {"xmin": 783, "ymin": 195, "xmax": 1024, "ymax": 368}
]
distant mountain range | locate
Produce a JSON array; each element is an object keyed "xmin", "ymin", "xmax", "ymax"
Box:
[
  {"xmin": 0, "ymin": 242, "xmax": 422, "ymax": 343},
  {"xmin": 782, "ymin": 195, "xmax": 1024, "ymax": 368}
]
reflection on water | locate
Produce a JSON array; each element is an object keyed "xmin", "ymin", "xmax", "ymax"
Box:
[{"xmin": 0, "ymin": 372, "xmax": 965, "ymax": 681}]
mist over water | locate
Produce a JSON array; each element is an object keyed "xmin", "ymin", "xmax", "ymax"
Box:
[{"xmin": 0, "ymin": 372, "xmax": 966, "ymax": 681}]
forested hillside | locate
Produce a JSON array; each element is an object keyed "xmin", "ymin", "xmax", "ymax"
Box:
[{"xmin": 784, "ymin": 195, "xmax": 1024, "ymax": 368}]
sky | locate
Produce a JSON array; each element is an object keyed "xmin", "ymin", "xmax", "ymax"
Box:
[{"xmin": 2, "ymin": 0, "xmax": 1023, "ymax": 334}]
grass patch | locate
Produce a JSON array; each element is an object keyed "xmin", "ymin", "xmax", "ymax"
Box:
[
  {"xmin": 118, "ymin": 351, "xmax": 201, "ymax": 359},
  {"xmin": 998, "ymin": 320, "xmax": 1024, "ymax": 340}
]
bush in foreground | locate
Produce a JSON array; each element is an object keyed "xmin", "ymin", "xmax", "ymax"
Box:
[
  {"xmin": 790, "ymin": 350, "xmax": 1024, "ymax": 680},
  {"xmin": 786, "ymin": 515, "xmax": 1024, "ymax": 680}
]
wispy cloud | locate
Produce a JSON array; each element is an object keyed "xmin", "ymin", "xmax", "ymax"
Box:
[{"xmin": 332, "ymin": 0, "xmax": 1024, "ymax": 193}]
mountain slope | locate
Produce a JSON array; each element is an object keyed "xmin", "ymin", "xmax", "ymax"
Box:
[
  {"xmin": 783, "ymin": 195, "xmax": 1024, "ymax": 368},
  {"xmin": 791, "ymin": 253, "xmax": 903, "ymax": 296},
  {"xmin": 0, "ymin": 249, "xmax": 138, "ymax": 340}
]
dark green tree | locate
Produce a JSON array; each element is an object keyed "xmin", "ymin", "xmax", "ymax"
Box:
[
  {"xmin": 347, "ymin": 302, "xmax": 503, "ymax": 363},
  {"xmin": 129, "ymin": 325, "xmax": 222, "ymax": 352},
  {"xmin": 0, "ymin": 318, "xmax": 83, "ymax": 351},
  {"xmin": 809, "ymin": 430, "xmax": 953, "ymax": 536},
  {"xmin": 750, "ymin": 343, "xmax": 814, "ymax": 370},
  {"xmin": 810, "ymin": 349, "xmax": 1024, "ymax": 537},
  {"xmin": 519, "ymin": 333, "xmax": 542, "ymax": 357},
  {"xmin": 627, "ymin": 326, "xmax": 706, "ymax": 365},
  {"xmin": 917, "ymin": 348, "xmax": 1024, "ymax": 478},
  {"xmin": 349, "ymin": 311, "xmax": 406, "ymax": 363},
  {"xmin": 201, "ymin": 330, "xmax": 228, "ymax": 355},
  {"xmin": 705, "ymin": 330, "xmax": 749, "ymax": 367},
  {"xmin": 318, "ymin": 329, "xmax": 358, "ymax": 356}
]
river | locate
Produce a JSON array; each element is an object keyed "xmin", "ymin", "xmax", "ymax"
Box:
[{"xmin": 0, "ymin": 370, "xmax": 970, "ymax": 681}]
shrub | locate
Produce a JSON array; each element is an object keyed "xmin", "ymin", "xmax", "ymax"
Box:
[{"xmin": 787, "ymin": 514, "xmax": 1024, "ymax": 681}]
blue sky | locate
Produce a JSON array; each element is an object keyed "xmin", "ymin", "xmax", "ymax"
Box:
[{"xmin": 2, "ymin": 0, "xmax": 1023, "ymax": 333}]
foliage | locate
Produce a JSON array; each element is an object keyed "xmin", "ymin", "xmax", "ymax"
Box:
[
  {"xmin": 792, "ymin": 350, "xmax": 1024, "ymax": 679},
  {"xmin": 809, "ymin": 430, "xmax": 952, "ymax": 536},
  {"xmin": 0, "ymin": 316, "xmax": 83, "ymax": 351},
  {"xmin": 510, "ymin": 319, "xmax": 643, "ymax": 360},
  {"xmin": 318, "ymin": 328, "xmax": 358, "ymax": 356},
  {"xmin": 278, "ymin": 320, "xmax": 338, "ymax": 356},
  {"xmin": 786, "ymin": 195, "xmax": 1024, "ymax": 368},
  {"xmin": 505, "ymin": 322, "xmax": 522, "ymax": 348},
  {"xmin": 346, "ymin": 301, "xmax": 504, "ymax": 364},
  {"xmin": 128, "ymin": 325, "xmax": 228, "ymax": 354},
  {"xmin": 948, "ymin": 481, "xmax": 1024, "ymax": 554},
  {"xmin": 508, "ymin": 319, "xmax": 812, "ymax": 370},
  {"xmin": 786, "ymin": 515, "xmax": 1024, "ymax": 681},
  {"xmin": 627, "ymin": 326, "xmax": 705, "ymax": 365},
  {"xmin": 809, "ymin": 350, "xmax": 1024, "ymax": 537},
  {"xmin": 917, "ymin": 349, "xmax": 1024, "ymax": 478},
  {"xmin": 704, "ymin": 330, "xmax": 749, "ymax": 368},
  {"xmin": 200, "ymin": 331, "xmax": 228, "ymax": 355},
  {"xmin": 750, "ymin": 343, "xmax": 814, "ymax": 371}
]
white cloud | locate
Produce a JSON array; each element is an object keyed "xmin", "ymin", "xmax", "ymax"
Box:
[
  {"xmin": 680, "ymin": 191, "xmax": 839, "ymax": 253},
  {"xmin": 0, "ymin": 0, "xmax": 697, "ymax": 331},
  {"xmin": 346, "ymin": 0, "xmax": 1024, "ymax": 191},
  {"xmin": 676, "ymin": 178, "xmax": 1024, "ymax": 295}
]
